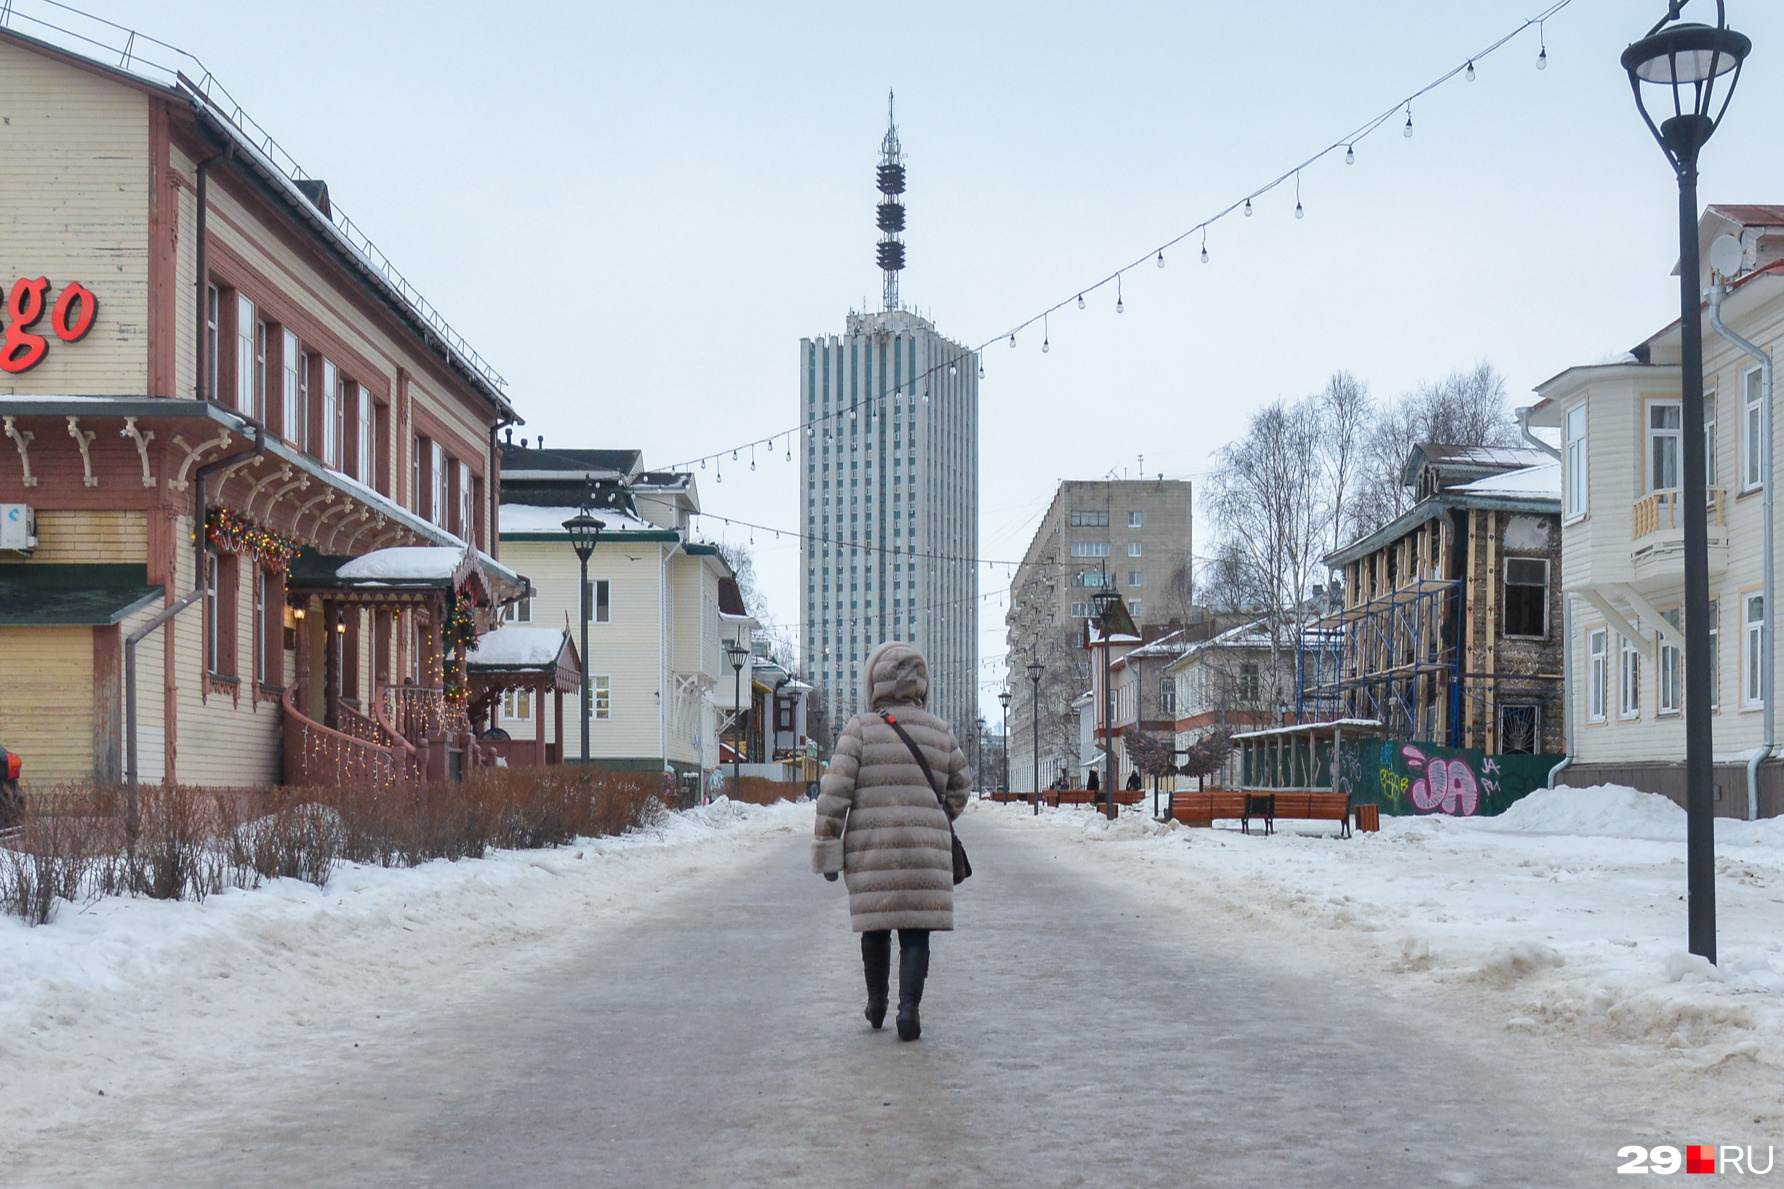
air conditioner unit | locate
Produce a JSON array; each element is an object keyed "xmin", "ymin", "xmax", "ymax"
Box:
[{"xmin": 0, "ymin": 504, "xmax": 36, "ymax": 553}]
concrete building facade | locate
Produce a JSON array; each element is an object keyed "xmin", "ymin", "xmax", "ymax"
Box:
[{"xmin": 1004, "ymin": 478, "xmax": 1193, "ymax": 791}]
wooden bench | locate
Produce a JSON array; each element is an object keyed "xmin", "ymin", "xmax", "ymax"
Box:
[
  {"xmin": 1246, "ymin": 791, "xmax": 1352, "ymax": 838},
  {"xmin": 1167, "ymin": 791, "xmax": 1251, "ymax": 829}
]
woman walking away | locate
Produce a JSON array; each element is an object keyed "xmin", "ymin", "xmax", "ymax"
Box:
[{"xmin": 813, "ymin": 642, "xmax": 970, "ymax": 1041}]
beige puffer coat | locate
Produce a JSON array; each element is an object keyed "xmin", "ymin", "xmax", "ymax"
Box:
[{"xmin": 812, "ymin": 642, "xmax": 970, "ymax": 932}]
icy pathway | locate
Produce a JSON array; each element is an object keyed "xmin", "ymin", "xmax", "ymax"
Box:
[{"xmin": 7, "ymin": 803, "xmax": 1647, "ymax": 1186}]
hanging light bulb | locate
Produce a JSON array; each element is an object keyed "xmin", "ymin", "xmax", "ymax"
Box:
[
  {"xmin": 1115, "ymin": 275, "xmax": 1124, "ymax": 315},
  {"xmin": 977, "ymin": 361, "xmax": 984, "ymax": 380},
  {"xmin": 732, "ymin": 449, "xmax": 738, "ymax": 461},
  {"xmin": 701, "ymin": 458, "xmax": 706, "ymax": 469},
  {"xmin": 948, "ymin": 362, "xmax": 957, "ymax": 375},
  {"xmin": 1345, "ymin": 144, "xmax": 1355, "ymax": 165},
  {"xmin": 1156, "ymin": 251, "xmax": 1165, "ymax": 269},
  {"xmin": 1244, "ymin": 198, "xmax": 1253, "ymax": 217},
  {"xmin": 1201, "ymin": 242, "xmax": 1208, "ymax": 264},
  {"xmin": 1009, "ymin": 333, "xmax": 1017, "ymax": 348},
  {"xmin": 1536, "ymin": 21, "xmax": 1547, "ymax": 69},
  {"xmin": 1295, "ymin": 200, "xmax": 1304, "ymax": 219},
  {"xmin": 1403, "ymin": 106, "xmax": 1414, "ymax": 137},
  {"xmin": 1294, "ymin": 172, "xmax": 1303, "ymax": 219},
  {"xmin": 1537, "ymin": 44, "xmax": 1547, "ymax": 69},
  {"xmin": 1041, "ymin": 314, "xmax": 1050, "ymax": 354},
  {"xmin": 786, "ymin": 445, "xmax": 792, "ymax": 462},
  {"xmin": 1076, "ymin": 293, "xmax": 1085, "ymax": 310},
  {"xmin": 1465, "ymin": 59, "xmax": 1476, "ymax": 81}
]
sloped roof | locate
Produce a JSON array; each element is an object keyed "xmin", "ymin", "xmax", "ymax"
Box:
[
  {"xmin": 1449, "ymin": 460, "xmax": 1561, "ymax": 498},
  {"xmin": 0, "ymin": 564, "xmax": 161, "ymax": 626},
  {"xmin": 498, "ymin": 445, "xmax": 641, "ymax": 478},
  {"xmin": 467, "ymin": 626, "xmax": 576, "ymax": 671},
  {"xmin": 1706, "ymin": 204, "xmax": 1784, "ymax": 227}
]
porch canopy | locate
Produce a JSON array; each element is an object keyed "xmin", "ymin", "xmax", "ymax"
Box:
[
  {"xmin": 465, "ymin": 626, "xmax": 580, "ymax": 768},
  {"xmin": 1231, "ymin": 719, "xmax": 1385, "ymax": 793}
]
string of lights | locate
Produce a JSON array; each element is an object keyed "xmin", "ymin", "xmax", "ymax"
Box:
[{"xmin": 654, "ymin": 0, "xmax": 1576, "ymax": 477}]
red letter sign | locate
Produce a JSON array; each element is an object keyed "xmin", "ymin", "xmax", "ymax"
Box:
[
  {"xmin": 51, "ymin": 282, "xmax": 96, "ymax": 342},
  {"xmin": 0, "ymin": 277, "xmax": 49, "ymax": 373}
]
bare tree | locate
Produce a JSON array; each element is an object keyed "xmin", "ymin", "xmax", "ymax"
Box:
[
  {"xmin": 1206, "ymin": 397, "xmax": 1331, "ymax": 716},
  {"xmin": 1347, "ymin": 362, "xmax": 1519, "ymax": 538},
  {"xmin": 1319, "ymin": 370, "xmax": 1373, "ymax": 556},
  {"xmin": 712, "ymin": 541, "xmax": 764, "ymax": 617}
]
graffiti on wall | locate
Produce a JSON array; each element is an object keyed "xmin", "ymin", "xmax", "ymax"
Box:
[{"xmin": 1354, "ymin": 740, "xmax": 1554, "ymax": 818}]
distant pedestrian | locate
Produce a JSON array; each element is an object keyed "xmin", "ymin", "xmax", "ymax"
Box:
[
  {"xmin": 1086, "ymin": 769, "xmax": 1100, "ymax": 792},
  {"xmin": 813, "ymin": 642, "xmax": 969, "ymax": 1041},
  {"xmin": 1125, "ymin": 769, "xmax": 1142, "ymax": 792}
]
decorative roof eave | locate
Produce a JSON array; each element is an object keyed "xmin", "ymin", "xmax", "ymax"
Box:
[{"xmin": 1323, "ymin": 491, "xmax": 1561, "ymax": 569}]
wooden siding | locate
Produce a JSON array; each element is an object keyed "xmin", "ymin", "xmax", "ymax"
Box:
[
  {"xmin": 27, "ymin": 508, "xmax": 146, "ymax": 563},
  {"xmin": 0, "ymin": 38, "xmax": 150, "ymax": 397},
  {"xmin": 0, "ymin": 625, "xmax": 93, "ymax": 786}
]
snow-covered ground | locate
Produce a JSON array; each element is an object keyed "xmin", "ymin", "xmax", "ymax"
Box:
[
  {"xmin": 976, "ymin": 785, "xmax": 1784, "ymax": 1133},
  {"xmin": 0, "ymin": 797, "xmax": 808, "ymax": 1147}
]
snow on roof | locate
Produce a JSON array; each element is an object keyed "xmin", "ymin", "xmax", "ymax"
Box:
[
  {"xmin": 467, "ymin": 626, "xmax": 570, "ymax": 669},
  {"xmin": 336, "ymin": 546, "xmax": 466, "ymax": 581},
  {"xmin": 498, "ymin": 504, "xmax": 663, "ymax": 535},
  {"xmin": 1231, "ymin": 719, "xmax": 1383, "ymax": 741},
  {"xmin": 1450, "ymin": 460, "xmax": 1561, "ymax": 498},
  {"xmin": 1418, "ymin": 444, "xmax": 1551, "ymax": 468}
]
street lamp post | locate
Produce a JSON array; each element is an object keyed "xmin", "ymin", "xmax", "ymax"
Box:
[
  {"xmin": 725, "ymin": 638, "xmax": 751, "ymax": 798},
  {"xmin": 1027, "ymin": 660, "xmax": 1044, "ymax": 816},
  {"xmin": 974, "ymin": 715, "xmax": 986, "ymax": 797},
  {"xmin": 1091, "ymin": 587, "xmax": 1120, "ymax": 821},
  {"xmin": 561, "ymin": 512, "xmax": 604, "ymax": 766},
  {"xmin": 1622, "ymin": 0, "xmax": 1750, "ymax": 964},
  {"xmin": 998, "ymin": 689, "xmax": 1012, "ymax": 795}
]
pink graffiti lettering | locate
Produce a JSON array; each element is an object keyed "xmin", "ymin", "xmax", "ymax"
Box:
[{"xmin": 1404, "ymin": 751, "xmax": 1481, "ymax": 816}]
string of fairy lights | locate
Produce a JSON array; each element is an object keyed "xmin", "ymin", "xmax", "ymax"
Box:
[{"xmin": 651, "ymin": 0, "xmax": 1575, "ymax": 481}]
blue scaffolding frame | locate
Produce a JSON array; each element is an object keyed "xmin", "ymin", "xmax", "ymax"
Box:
[{"xmin": 1297, "ymin": 578, "xmax": 1463, "ymax": 745}]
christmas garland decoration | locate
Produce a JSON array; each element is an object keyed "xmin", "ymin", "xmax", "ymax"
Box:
[
  {"xmin": 206, "ymin": 507, "xmax": 301, "ymax": 572},
  {"xmin": 441, "ymin": 587, "xmax": 479, "ymax": 704}
]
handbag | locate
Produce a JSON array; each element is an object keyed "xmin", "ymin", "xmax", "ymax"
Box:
[{"xmin": 880, "ymin": 711, "xmax": 972, "ymax": 885}]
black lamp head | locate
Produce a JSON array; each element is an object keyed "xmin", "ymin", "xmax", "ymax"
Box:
[
  {"xmin": 561, "ymin": 511, "xmax": 605, "ymax": 563},
  {"xmin": 1622, "ymin": 2, "xmax": 1751, "ymax": 169}
]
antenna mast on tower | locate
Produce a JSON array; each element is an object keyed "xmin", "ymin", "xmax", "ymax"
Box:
[{"xmin": 876, "ymin": 90, "xmax": 905, "ymax": 312}]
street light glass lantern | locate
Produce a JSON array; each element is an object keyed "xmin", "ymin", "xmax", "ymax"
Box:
[
  {"xmin": 725, "ymin": 640, "xmax": 750, "ymax": 672},
  {"xmin": 1621, "ymin": 4, "xmax": 1750, "ymax": 167},
  {"xmin": 998, "ymin": 690, "xmax": 1011, "ymax": 711},
  {"xmin": 562, "ymin": 511, "xmax": 605, "ymax": 563},
  {"xmin": 1026, "ymin": 661, "xmax": 1044, "ymax": 684}
]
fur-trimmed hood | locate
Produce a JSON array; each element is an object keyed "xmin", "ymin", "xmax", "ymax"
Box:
[{"xmin": 861, "ymin": 641, "xmax": 930, "ymax": 711}]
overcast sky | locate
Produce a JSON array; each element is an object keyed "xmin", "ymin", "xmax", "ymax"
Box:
[{"xmin": 68, "ymin": 0, "xmax": 1784, "ymax": 721}]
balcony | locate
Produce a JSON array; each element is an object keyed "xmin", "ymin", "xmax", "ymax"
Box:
[{"xmin": 1629, "ymin": 488, "xmax": 1728, "ymax": 588}]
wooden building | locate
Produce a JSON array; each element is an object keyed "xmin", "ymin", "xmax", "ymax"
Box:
[
  {"xmin": 0, "ymin": 27, "xmax": 528, "ymax": 790},
  {"xmin": 1304, "ymin": 445, "xmax": 1564, "ymax": 754}
]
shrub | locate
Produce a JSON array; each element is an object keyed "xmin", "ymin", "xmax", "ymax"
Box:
[{"xmin": 0, "ymin": 766, "xmax": 667, "ymax": 925}]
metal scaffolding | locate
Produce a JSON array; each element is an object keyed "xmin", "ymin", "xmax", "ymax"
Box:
[{"xmin": 1298, "ymin": 578, "xmax": 1462, "ymax": 745}]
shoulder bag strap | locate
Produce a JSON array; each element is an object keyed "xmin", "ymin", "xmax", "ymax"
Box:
[{"xmin": 879, "ymin": 711, "xmax": 948, "ymax": 813}]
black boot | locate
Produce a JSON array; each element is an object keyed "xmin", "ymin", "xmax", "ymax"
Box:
[
  {"xmin": 895, "ymin": 929, "xmax": 930, "ymax": 1042},
  {"xmin": 861, "ymin": 931, "xmax": 891, "ymax": 1029}
]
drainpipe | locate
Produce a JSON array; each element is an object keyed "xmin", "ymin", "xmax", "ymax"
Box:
[
  {"xmin": 124, "ymin": 424, "xmax": 264, "ymax": 836},
  {"xmin": 1516, "ymin": 405, "xmax": 1562, "ymax": 461},
  {"xmin": 1709, "ymin": 282, "xmax": 1772, "ymax": 821},
  {"xmin": 1548, "ymin": 593, "xmax": 1574, "ymax": 789},
  {"xmin": 193, "ymin": 145, "xmax": 234, "ymax": 401}
]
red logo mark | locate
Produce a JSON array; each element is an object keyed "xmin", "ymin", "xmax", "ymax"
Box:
[
  {"xmin": 0, "ymin": 278, "xmax": 98, "ymax": 373},
  {"xmin": 1687, "ymin": 1146, "xmax": 1717, "ymax": 1174}
]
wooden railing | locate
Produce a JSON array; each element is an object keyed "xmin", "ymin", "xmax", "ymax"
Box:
[
  {"xmin": 1633, "ymin": 488, "xmax": 1726, "ymax": 539},
  {"xmin": 282, "ymin": 683, "xmax": 400, "ymax": 787},
  {"xmin": 381, "ymin": 684, "xmax": 474, "ymax": 781}
]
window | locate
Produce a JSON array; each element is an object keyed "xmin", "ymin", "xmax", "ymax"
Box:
[
  {"xmin": 205, "ymin": 552, "xmax": 219, "ymax": 675},
  {"xmin": 432, "ymin": 442, "xmax": 448, "ymax": 528},
  {"xmin": 458, "ymin": 461, "xmax": 473, "ymax": 540},
  {"xmin": 1236, "ymin": 662, "xmax": 1260, "ymax": 702},
  {"xmin": 412, "ymin": 435, "xmax": 425, "ymax": 517},
  {"xmin": 205, "ymin": 552, "xmax": 238, "ymax": 678},
  {"xmin": 1071, "ymin": 570, "xmax": 1108, "ymax": 588},
  {"xmin": 1159, "ymin": 676, "xmax": 1175, "ymax": 716},
  {"xmin": 593, "ymin": 675, "xmax": 611, "ymax": 720},
  {"xmin": 586, "ymin": 578, "xmax": 611, "ymax": 624},
  {"xmin": 1069, "ymin": 511, "xmax": 1108, "ymax": 527},
  {"xmin": 357, "ymin": 391, "xmax": 375, "ymax": 487},
  {"xmin": 236, "ymin": 294, "xmax": 258, "ymax": 419},
  {"xmin": 205, "ymin": 283, "xmax": 219, "ymax": 400},
  {"xmin": 1503, "ymin": 558, "xmax": 1548, "ymax": 638},
  {"xmin": 1128, "ymin": 511, "xmax": 1142, "ymax": 528},
  {"xmin": 1587, "ymin": 627, "xmax": 1607, "ymax": 723},
  {"xmin": 281, "ymin": 331, "xmax": 305, "ymax": 448},
  {"xmin": 1619, "ymin": 632, "xmax": 1641, "ymax": 719},
  {"xmin": 502, "ymin": 688, "xmax": 533, "ymax": 720},
  {"xmin": 1070, "ymin": 541, "xmax": 1110, "ymax": 558},
  {"xmin": 1649, "ymin": 401, "xmax": 1681, "ymax": 492},
  {"xmin": 1658, "ymin": 608, "xmax": 1682, "ymax": 717},
  {"xmin": 504, "ymin": 597, "xmax": 532, "ymax": 623},
  {"xmin": 1128, "ymin": 571, "xmax": 1144, "ymax": 587},
  {"xmin": 1709, "ymin": 598, "xmax": 1721, "ymax": 711},
  {"xmin": 1742, "ymin": 367, "xmax": 1765, "ymax": 491},
  {"xmin": 1500, "ymin": 705, "xmax": 1539, "ymax": 754},
  {"xmin": 1129, "ymin": 599, "xmax": 1143, "ymax": 618},
  {"xmin": 252, "ymin": 566, "xmax": 266, "ymax": 686},
  {"xmin": 321, "ymin": 359, "xmax": 340, "ymax": 467},
  {"xmin": 1565, "ymin": 404, "xmax": 1587, "ymax": 518},
  {"xmin": 1069, "ymin": 601, "xmax": 1093, "ymax": 619},
  {"xmin": 1706, "ymin": 391, "xmax": 1719, "ymax": 487},
  {"xmin": 1128, "ymin": 541, "xmax": 1143, "ymax": 557},
  {"xmin": 1745, "ymin": 592, "xmax": 1765, "ymax": 708}
]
